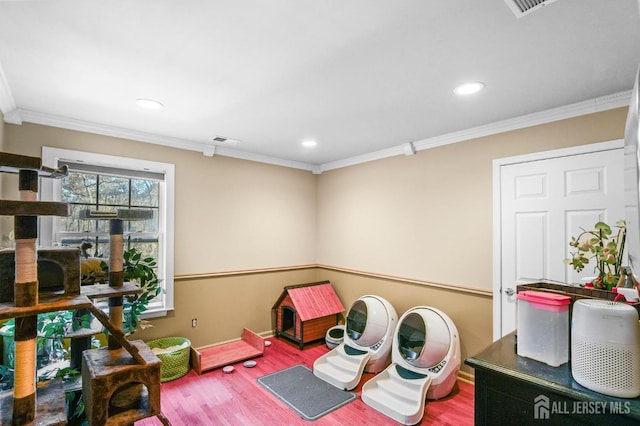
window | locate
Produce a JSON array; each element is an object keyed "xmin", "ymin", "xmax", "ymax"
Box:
[{"xmin": 41, "ymin": 147, "xmax": 175, "ymax": 317}]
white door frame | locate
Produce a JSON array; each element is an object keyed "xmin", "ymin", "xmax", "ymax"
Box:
[{"xmin": 492, "ymin": 139, "xmax": 624, "ymax": 341}]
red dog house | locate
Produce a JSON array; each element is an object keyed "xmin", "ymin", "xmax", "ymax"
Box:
[{"xmin": 273, "ymin": 280, "xmax": 345, "ymax": 349}]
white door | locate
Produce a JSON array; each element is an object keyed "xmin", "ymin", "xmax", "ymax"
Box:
[{"xmin": 494, "ymin": 141, "xmax": 624, "ymax": 340}]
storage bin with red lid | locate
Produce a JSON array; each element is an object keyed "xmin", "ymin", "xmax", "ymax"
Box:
[{"xmin": 516, "ymin": 290, "xmax": 571, "ymax": 366}]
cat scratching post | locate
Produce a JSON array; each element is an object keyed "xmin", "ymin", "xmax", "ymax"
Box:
[
  {"xmin": 108, "ymin": 218, "xmax": 125, "ymax": 349},
  {"xmin": 0, "ymin": 153, "xmax": 70, "ymax": 425},
  {"xmin": 12, "ymin": 169, "xmax": 39, "ymax": 424}
]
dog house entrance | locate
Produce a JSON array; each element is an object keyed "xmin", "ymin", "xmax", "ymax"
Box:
[{"xmin": 281, "ymin": 306, "xmax": 296, "ymax": 337}]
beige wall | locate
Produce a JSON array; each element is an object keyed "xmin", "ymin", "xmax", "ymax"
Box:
[
  {"xmin": 316, "ymin": 108, "xmax": 629, "ymax": 292},
  {"xmin": 3, "ymin": 123, "xmax": 317, "ymax": 275},
  {"xmin": 134, "ymin": 268, "xmax": 319, "ymax": 347},
  {"xmin": 2, "ymin": 122, "xmax": 318, "ymax": 350},
  {"xmin": 313, "ymin": 107, "xmax": 627, "ymax": 372},
  {"xmin": 0, "ymin": 107, "xmax": 629, "ymax": 375}
]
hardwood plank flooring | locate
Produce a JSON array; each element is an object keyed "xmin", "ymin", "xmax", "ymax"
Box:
[{"xmin": 136, "ymin": 337, "xmax": 474, "ymax": 425}]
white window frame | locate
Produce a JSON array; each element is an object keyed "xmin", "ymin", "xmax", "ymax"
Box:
[{"xmin": 40, "ymin": 147, "xmax": 175, "ymax": 317}]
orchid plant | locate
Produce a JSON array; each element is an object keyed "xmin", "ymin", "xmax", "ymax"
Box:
[{"xmin": 564, "ymin": 220, "xmax": 626, "ymax": 290}]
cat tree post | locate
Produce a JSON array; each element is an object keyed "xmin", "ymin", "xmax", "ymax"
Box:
[
  {"xmin": 12, "ymin": 169, "xmax": 40, "ymax": 424},
  {"xmin": 79, "ymin": 209, "xmax": 164, "ymax": 425},
  {"xmin": 79, "ymin": 210, "xmax": 151, "ymax": 348},
  {"xmin": 108, "ymin": 218, "xmax": 125, "ymax": 350}
]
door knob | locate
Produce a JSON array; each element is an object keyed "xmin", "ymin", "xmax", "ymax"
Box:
[{"xmin": 504, "ymin": 288, "xmax": 515, "ymax": 296}]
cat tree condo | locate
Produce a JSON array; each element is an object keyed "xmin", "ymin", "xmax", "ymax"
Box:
[{"xmin": 0, "ymin": 152, "xmax": 167, "ymax": 425}]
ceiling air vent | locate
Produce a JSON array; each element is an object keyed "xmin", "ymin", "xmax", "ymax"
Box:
[
  {"xmin": 504, "ymin": 0, "xmax": 559, "ymax": 18},
  {"xmin": 210, "ymin": 136, "xmax": 239, "ymax": 145}
]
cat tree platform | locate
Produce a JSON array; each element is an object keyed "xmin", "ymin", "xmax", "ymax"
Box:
[{"xmin": 0, "ymin": 379, "xmax": 67, "ymax": 426}]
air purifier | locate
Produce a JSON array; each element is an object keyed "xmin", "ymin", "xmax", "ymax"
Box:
[{"xmin": 571, "ymin": 299, "xmax": 640, "ymax": 398}]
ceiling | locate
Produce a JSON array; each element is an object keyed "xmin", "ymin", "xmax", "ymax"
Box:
[{"xmin": 0, "ymin": 0, "xmax": 639, "ymax": 172}]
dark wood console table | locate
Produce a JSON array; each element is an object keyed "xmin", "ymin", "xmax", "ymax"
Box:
[{"xmin": 465, "ymin": 333, "xmax": 640, "ymax": 425}]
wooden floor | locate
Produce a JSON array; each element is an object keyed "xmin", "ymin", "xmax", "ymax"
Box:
[{"xmin": 135, "ymin": 336, "xmax": 474, "ymax": 426}]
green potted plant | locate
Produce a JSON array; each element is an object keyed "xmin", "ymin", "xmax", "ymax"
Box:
[
  {"xmin": 0, "ymin": 311, "xmax": 75, "ymax": 368},
  {"xmin": 84, "ymin": 246, "xmax": 160, "ymax": 334},
  {"xmin": 121, "ymin": 247, "xmax": 161, "ymax": 334},
  {"xmin": 564, "ymin": 220, "xmax": 627, "ymax": 290}
]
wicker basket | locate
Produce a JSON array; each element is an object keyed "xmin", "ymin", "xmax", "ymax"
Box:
[{"xmin": 147, "ymin": 337, "xmax": 191, "ymax": 382}]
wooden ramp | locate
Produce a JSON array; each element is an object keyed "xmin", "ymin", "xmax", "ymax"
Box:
[{"xmin": 191, "ymin": 328, "xmax": 264, "ymax": 374}]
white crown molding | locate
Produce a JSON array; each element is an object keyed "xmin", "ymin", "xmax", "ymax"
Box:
[
  {"xmin": 413, "ymin": 90, "xmax": 632, "ymax": 152},
  {"xmin": 11, "ymin": 108, "xmax": 316, "ymax": 172},
  {"xmin": 18, "ymin": 109, "xmax": 207, "ymax": 152},
  {"xmin": 319, "ymin": 145, "xmax": 405, "ymax": 172},
  {"xmin": 3, "ymin": 90, "xmax": 631, "ymax": 174},
  {"xmin": 3, "ymin": 108, "xmax": 22, "ymax": 124},
  {"xmin": 0, "ymin": 61, "xmax": 16, "ymax": 114},
  {"xmin": 319, "ymin": 90, "xmax": 632, "ymax": 172},
  {"xmin": 214, "ymin": 145, "xmax": 317, "ymax": 172},
  {"xmin": 402, "ymin": 142, "xmax": 416, "ymax": 156}
]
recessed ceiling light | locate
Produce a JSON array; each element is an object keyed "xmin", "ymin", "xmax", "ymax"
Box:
[
  {"xmin": 302, "ymin": 140, "xmax": 317, "ymax": 148},
  {"xmin": 136, "ymin": 98, "xmax": 164, "ymax": 110},
  {"xmin": 453, "ymin": 81, "xmax": 485, "ymax": 96}
]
